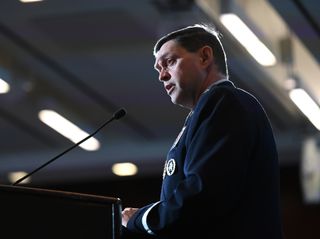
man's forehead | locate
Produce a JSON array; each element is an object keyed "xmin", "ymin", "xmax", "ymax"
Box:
[{"xmin": 154, "ymin": 40, "xmax": 180, "ymax": 63}]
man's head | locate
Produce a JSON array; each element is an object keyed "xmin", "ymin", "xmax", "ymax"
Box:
[
  {"xmin": 154, "ymin": 24, "xmax": 228, "ymax": 78},
  {"xmin": 153, "ymin": 24, "xmax": 228, "ymax": 109}
]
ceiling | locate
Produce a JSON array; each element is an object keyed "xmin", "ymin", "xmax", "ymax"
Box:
[{"xmin": 0, "ymin": 0, "xmax": 319, "ymax": 186}]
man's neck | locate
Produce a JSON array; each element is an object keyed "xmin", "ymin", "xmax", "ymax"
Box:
[{"xmin": 200, "ymin": 72, "xmax": 226, "ymax": 94}]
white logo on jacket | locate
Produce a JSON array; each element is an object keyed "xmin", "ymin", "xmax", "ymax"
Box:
[{"xmin": 166, "ymin": 158, "xmax": 176, "ymax": 176}]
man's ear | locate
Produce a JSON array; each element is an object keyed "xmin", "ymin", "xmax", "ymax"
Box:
[{"xmin": 199, "ymin": 45, "xmax": 213, "ymax": 66}]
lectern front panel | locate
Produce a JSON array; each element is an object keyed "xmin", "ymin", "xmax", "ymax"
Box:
[{"xmin": 0, "ymin": 184, "xmax": 122, "ymax": 239}]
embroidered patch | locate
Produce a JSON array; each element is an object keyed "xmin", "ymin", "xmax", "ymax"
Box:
[{"xmin": 166, "ymin": 158, "xmax": 176, "ymax": 176}]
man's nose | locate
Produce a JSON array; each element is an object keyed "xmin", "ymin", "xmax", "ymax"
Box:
[{"xmin": 159, "ymin": 69, "xmax": 170, "ymax": 82}]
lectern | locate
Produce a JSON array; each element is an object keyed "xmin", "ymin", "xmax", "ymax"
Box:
[{"xmin": 0, "ymin": 184, "xmax": 122, "ymax": 239}]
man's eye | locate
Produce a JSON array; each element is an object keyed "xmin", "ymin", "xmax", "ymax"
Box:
[{"xmin": 167, "ymin": 59, "xmax": 175, "ymax": 65}]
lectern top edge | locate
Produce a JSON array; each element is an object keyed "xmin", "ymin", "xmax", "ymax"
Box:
[{"xmin": 0, "ymin": 183, "xmax": 121, "ymax": 204}]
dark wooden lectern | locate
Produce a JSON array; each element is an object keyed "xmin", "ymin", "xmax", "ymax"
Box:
[{"xmin": 0, "ymin": 184, "xmax": 122, "ymax": 239}]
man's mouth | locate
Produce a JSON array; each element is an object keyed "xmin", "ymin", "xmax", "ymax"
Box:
[{"xmin": 165, "ymin": 84, "xmax": 174, "ymax": 95}]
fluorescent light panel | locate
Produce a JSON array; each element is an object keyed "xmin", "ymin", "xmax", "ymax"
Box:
[
  {"xmin": 0, "ymin": 78, "xmax": 10, "ymax": 94},
  {"xmin": 289, "ymin": 88, "xmax": 320, "ymax": 131},
  {"xmin": 220, "ymin": 13, "xmax": 277, "ymax": 66},
  {"xmin": 38, "ymin": 109, "xmax": 100, "ymax": 151}
]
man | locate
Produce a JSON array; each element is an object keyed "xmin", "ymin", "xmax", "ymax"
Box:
[{"xmin": 121, "ymin": 24, "xmax": 283, "ymax": 239}]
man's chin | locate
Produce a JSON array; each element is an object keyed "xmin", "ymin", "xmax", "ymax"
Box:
[{"xmin": 170, "ymin": 96, "xmax": 178, "ymax": 105}]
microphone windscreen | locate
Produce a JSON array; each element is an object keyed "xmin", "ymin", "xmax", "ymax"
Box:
[{"xmin": 114, "ymin": 108, "xmax": 127, "ymax": 120}]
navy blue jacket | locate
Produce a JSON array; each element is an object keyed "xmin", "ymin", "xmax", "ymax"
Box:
[{"xmin": 123, "ymin": 81, "xmax": 283, "ymax": 239}]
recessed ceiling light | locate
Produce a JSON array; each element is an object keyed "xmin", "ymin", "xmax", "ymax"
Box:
[
  {"xmin": 19, "ymin": 0, "xmax": 43, "ymax": 3},
  {"xmin": 112, "ymin": 163, "xmax": 138, "ymax": 176}
]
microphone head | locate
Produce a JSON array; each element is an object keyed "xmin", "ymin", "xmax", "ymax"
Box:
[{"xmin": 114, "ymin": 108, "xmax": 127, "ymax": 120}]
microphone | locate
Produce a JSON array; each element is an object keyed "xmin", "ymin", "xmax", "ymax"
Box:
[{"xmin": 12, "ymin": 108, "xmax": 127, "ymax": 186}]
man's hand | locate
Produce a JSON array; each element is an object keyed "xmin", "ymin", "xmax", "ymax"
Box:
[{"xmin": 122, "ymin": 207, "xmax": 139, "ymax": 227}]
